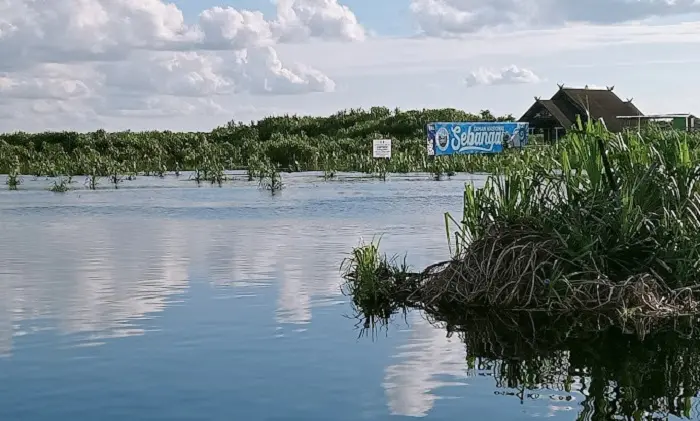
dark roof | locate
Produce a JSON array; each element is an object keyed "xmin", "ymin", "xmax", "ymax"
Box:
[
  {"xmin": 518, "ymin": 99, "xmax": 575, "ymax": 128},
  {"xmin": 519, "ymin": 86, "xmax": 644, "ymax": 132},
  {"xmin": 540, "ymin": 100, "xmax": 573, "ymax": 128},
  {"xmin": 555, "ymin": 88, "xmax": 642, "ymax": 131}
]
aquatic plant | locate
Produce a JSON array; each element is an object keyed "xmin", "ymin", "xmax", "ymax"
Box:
[
  {"xmin": 320, "ymin": 152, "xmax": 337, "ymax": 180},
  {"xmin": 185, "ymin": 135, "xmax": 227, "ymax": 186},
  {"xmin": 340, "ymin": 238, "xmax": 413, "ymax": 330},
  {"xmin": 343, "ymin": 118, "xmax": 700, "ymax": 318},
  {"xmin": 49, "ymin": 176, "xmax": 71, "ymax": 193},
  {"xmin": 258, "ymin": 163, "xmax": 283, "ymax": 195},
  {"xmin": 246, "ymin": 155, "xmax": 268, "ymax": 181},
  {"xmin": 5, "ymin": 170, "xmax": 20, "ymax": 190}
]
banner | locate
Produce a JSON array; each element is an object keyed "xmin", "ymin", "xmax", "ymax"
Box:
[{"xmin": 426, "ymin": 122, "xmax": 529, "ymax": 155}]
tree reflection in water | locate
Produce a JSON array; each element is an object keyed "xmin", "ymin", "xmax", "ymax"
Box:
[{"xmin": 358, "ymin": 306, "xmax": 700, "ymax": 420}]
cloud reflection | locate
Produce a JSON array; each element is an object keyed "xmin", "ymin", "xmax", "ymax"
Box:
[
  {"xmin": 383, "ymin": 312, "xmax": 468, "ymax": 417},
  {"xmin": 0, "ymin": 217, "xmax": 190, "ymax": 356}
]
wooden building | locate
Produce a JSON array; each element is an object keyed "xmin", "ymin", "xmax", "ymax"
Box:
[{"xmin": 518, "ymin": 85, "xmax": 643, "ymax": 142}]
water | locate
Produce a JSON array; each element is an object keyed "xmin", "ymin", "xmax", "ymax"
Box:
[{"xmin": 0, "ymin": 173, "xmax": 696, "ymax": 420}]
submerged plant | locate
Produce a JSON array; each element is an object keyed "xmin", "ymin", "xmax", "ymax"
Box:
[
  {"xmin": 49, "ymin": 176, "xmax": 71, "ymax": 193},
  {"xmin": 320, "ymin": 152, "xmax": 337, "ymax": 180},
  {"xmin": 258, "ymin": 164, "xmax": 283, "ymax": 194},
  {"xmin": 4, "ymin": 155, "xmax": 22, "ymax": 190}
]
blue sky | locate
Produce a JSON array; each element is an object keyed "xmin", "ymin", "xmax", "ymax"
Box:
[{"xmin": 1, "ymin": 0, "xmax": 699, "ymax": 131}]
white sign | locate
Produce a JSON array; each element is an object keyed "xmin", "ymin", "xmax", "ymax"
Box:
[{"xmin": 373, "ymin": 139, "xmax": 392, "ymax": 158}]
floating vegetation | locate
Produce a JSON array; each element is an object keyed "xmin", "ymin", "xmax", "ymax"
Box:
[{"xmin": 342, "ymin": 117, "xmax": 700, "ymax": 320}]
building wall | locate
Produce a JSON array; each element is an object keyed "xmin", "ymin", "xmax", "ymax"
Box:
[{"xmin": 672, "ymin": 117, "xmax": 687, "ymax": 130}]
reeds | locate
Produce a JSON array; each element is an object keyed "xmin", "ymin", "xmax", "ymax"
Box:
[
  {"xmin": 340, "ymin": 238, "xmax": 414, "ymax": 329},
  {"xmin": 343, "ymin": 117, "xmax": 700, "ymax": 317}
]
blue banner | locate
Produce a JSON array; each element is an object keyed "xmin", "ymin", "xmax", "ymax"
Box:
[{"xmin": 426, "ymin": 122, "xmax": 529, "ymax": 155}]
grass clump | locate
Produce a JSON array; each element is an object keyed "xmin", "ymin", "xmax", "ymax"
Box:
[
  {"xmin": 340, "ymin": 238, "xmax": 414, "ymax": 330},
  {"xmin": 434, "ymin": 117, "xmax": 700, "ymax": 315},
  {"xmin": 343, "ymin": 117, "xmax": 700, "ymax": 319}
]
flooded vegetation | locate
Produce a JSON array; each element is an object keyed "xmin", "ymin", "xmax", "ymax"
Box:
[
  {"xmin": 344, "ymin": 119, "xmax": 700, "ymax": 324},
  {"xmin": 4, "ymin": 114, "xmax": 700, "ymax": 419}
]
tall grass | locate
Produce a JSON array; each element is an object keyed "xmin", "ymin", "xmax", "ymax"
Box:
[
  {"xmin": 445, "ymin": 117, "xmax": 700, "ymax": 290},
  {"xmin": 341, "ymin": 118, "xmax": 700, "ymax": 316}
]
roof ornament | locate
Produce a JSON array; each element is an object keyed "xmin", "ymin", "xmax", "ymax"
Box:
[
  {"xmin": 584, "ymin": 84, "xmax": 589, "ymax": 89},
  {"xmin": 557, "ymin": 83, "xmax": 564, "ymax": 89},
  {"xmin": 534, "ymin": 96, "xmax": 541, "ymax": 101},
  {"xmin": 607, "ymin": 85, "xmax": 615, "ymax": 91},
  {"xmin": 626, "ymin": 97, "xmax": 633, "ymax": 103}
]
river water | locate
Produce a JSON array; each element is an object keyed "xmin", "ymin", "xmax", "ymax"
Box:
[{"xmin": 0, "ymin": 173, "xmax": 696, "ymax": 420}]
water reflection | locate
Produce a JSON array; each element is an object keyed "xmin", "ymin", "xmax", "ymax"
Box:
[
  {"xmin": 383, "ymin": 312, "xmax": 467, "ymax": 417},
  {"xmin": 0, "ymin": 217, "xmax": 191, "ymax": 355},
  {"xmin": 372, "ymin": 308, "xmax": 700, "ymax": 420},
  {"xmin": 0, "ymin": 212, "xmax": 449, "ymax": 357}
]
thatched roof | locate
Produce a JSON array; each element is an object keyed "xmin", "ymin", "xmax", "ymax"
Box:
[
  {"xmin": 537, "ymin": 100, "xmax": 573, "ymax": 128},
  {"xmin": 519, "ymin": 86, "xmax": 643, "ymax": 132}
]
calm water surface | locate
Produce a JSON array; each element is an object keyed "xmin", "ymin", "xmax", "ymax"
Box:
[{"xmin": 0, "ymin": 173, "xmax": 695, "ymax": 420}]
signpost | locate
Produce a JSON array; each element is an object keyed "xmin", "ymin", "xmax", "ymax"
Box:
[
  {"xmin": 426, "ymin": 122, "xmax": 529, "ymax": 156},
  {"xmin": 373, "ymin": 139, "xmax": 392, "ymax": 158}
]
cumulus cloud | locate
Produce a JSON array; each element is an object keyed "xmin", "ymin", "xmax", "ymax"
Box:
[
  {"xmin": 0, "ymin": 0, "xmax": 363, "ymax": 122},
  {"xmin": 410, "ymin": 0, "xmax": 700, "ymax": 36},
  {"xmin": 273, "ymin": 0, "xmax": 366, "ymax": 42},
  {"xmin": 99, "ymin": 52, "xmax": 233, "ymax": 98},
  {"xmin": 230, "ymin": 47, "xmax": 336, "ymax": 95},
  {"xmin": 464, "ymin": 65, "xmax": 541, "ymax": 87}
]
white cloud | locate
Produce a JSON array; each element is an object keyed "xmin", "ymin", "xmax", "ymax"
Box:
[
  {"xmin": 273, "ymin": 0, "xmax": 366, "ymax": 42},
  {"xmin": 1, "ymin": 0, "xmax": 700, "ymax": 131},
  {"xmin": 0, "ymin": 0, "xmax": 363, "ymax": 122},
  {"xmin": 410, "ymin": 0, "xmax": 700, "ymax": 36},
  {"xmin": 465, "ymin": 65, "xmax": 541, "ymax": 87},
  {"xmin": 230, "ymin": 46, "xmax": 336, "ymax": 95},
  {"xmin": 99, "ymin": 51, "xmax": 233, "ymax": 97},
  {"xmin": 197, "ymin": 6, "xmax": 275, "ymax": 50}
]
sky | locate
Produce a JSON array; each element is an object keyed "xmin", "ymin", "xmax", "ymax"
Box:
[{"xmin": 1, "ymin": 0, "xmax": 699, "ymax": 132}]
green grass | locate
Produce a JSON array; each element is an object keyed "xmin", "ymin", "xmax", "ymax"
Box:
[
  {"xmin": 340, "ymin": 237, "xmax": 414, "ymax": 330},
  {"xmin": 447, "ymin": 117, "xmax": 700, "ymax": 291},
  {"xmin": 342, "ymin": 117, "xmax": 700, "ymax": 317}
]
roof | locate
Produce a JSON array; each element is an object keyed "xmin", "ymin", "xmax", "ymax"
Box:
[
  {"xmin": 555, "ymin": 88, "xmax": 642, "ymax": 131},
  {"xmin": 519, "ymin": 86, "xmax": 644, "ymax": 132},
  {"xmin": 517, "ymin": 98, "xmax": 578, "ymax": 128},
  {"xmin": 538, "ymin": 100, "xmax": 572, "ymax": 127}
]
